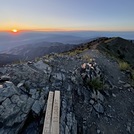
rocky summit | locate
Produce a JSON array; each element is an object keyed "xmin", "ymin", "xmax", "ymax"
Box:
[{"xmin": 0, "ymin": 37, "xmax": 134, "ymax": 134}]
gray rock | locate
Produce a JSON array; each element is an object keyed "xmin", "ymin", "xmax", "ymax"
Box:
[
  {"xmin": 127, "ymin": 88, "xmax": 131, "ymax": 92},
  {"xmin": 27, "ymin": 61, "xmax": 33, "ymax": 64},
  {"xmin": 17, "ymin": 80, "xmax": 25, "ymax": 88},
  {"xmin": 21, "ymin": 97, "xmax": 34, "ymax": 114},
  {"xmin": 126, "ymin": 122, "xmax": 131, "ymax": 133},
  {"xmin": 90, "ymin": 99, "xmax": 95, "ymax": 105},
  {"xmin": 126, "ymin": 126, "xmax": 131, "ymax": 133},
  {"xmin": 13, "ymin": 112, "xmax": 27, "ymax": 125},
  {"xmin": 0, "ymin": 105, "xmax": 4, "ymax": 114},
  {"xmin": 0, "ymin": 128, "xmax": 10, "ymax": 134},
  {"xmin": 0, "ymin": 89, "xmax": 35, "ymax": 133},
  {"xmin": 72, "ymin": 116, "xmax": 77, "ymax": 134},
  {"xmin": 1, "ymin": 98, "xmax": 21, "ymax": 126},
  {"xmin": 80, "ymin": 62, "xmax": 103, "ymax": 85},
  {"xmin": 0, "ymin": 75, "xmax": 10, "ymax": 81},
  {"xmin": 30, "ymin": 88, "xmax": 39, "ymax": 99},
  {"xmin": 71, "ymin": 76, "xmax": 77, "ymax": 84},
  {"xmin": 131, "ymin": 110, "xmax": 134, "ymax": 116},
  {"xmin": 34, "ymin": 60, "xmax": 51, "ymax": 73},
  {"xmin": 20, "ymin": 94, "xmax": 28, "ymax": 102},
  {"xmin": 12, "ymin": 95, "xmax": 27, "ymax": 108},
  {"xmin": 0, "ymin": 92, "xmax": 7, "ymax": 103},
  {"xmin": 123, "ymin": 83, "xmax": 131, "ymax": 88},
  {"xmin": 97, "ymin": 129, "xmax": 101, "ymax": 134},
  {"xmin": 67, "ymin": 85, "xmax": 72, "ymax": 92},
  {"xmin": 112, "ymin": 93, "xmax": 116, "ymax": 97},
  {"xmin": 6, "ymin": 106, "xmax": 21, "ymax": 127},
  {"xmin": 11, "ymin": 95, "xmax": 20, "ymax": 104},
  {"xmin": 67, "ymin": 112, "xmax": 73, "ymax": 130},
  {"xmin": 2, "ymin": 98, "xmax": 11, "ymax": 108},
  {"xmin": 61, "ymin": 68, "xmax": 66, "ymax": 73},
  {"xmin": 97, "ymin": 91, "xmax": 104, "ymax": 102},
  {"xmin": 65, "ymin": 125, "xmax": 70, "ymax": 134},
  {"xmin": 119, "ymin": 87, "xmax": 123, "ymax": 90},
  {"xmin": 3, "ymin": 81, "xmax": 20, "ymax": 95},
  {"xmin": 91, "ymin": 90, "xmax": 104, "ymax": 102},
  {"xmin": 0, "ymin": 68, "xmax": 6, "ymax": 74},
  {"xmin": 3, "ymin": 81, "xmax": 13, "ymax": 87},
  {"xmin": 1, "ymin": 89, "xmax": 16, "ymax": 99},
  {"xmin": 32, "ymin": 100, "xmax": 41, "ymax": 115},
  {"xmin": 93, "ymin": 103, "xmax": 104, "ymax": 114},
  {"xmin": 38, "ymin": 96, "xmax": 45, "ymax": 109},
  {"xmin": 118, "ymin": 80, "xmax": 125, "ymax": 84},
  {"xmin": 53, "ymin": 73, "xmax": 65, "ymax": 81},
  {"xmin": 0, "ymin": 84, "xmax": 3, "ymax": 88},
  {"xmin": 83, "ymin": 88, "xmax": 90, "ymax": 103}
]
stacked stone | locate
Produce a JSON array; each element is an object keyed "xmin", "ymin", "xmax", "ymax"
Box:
[{"xmin": 80, "ymin": 61, "xmax": 101, "ymax": 84}]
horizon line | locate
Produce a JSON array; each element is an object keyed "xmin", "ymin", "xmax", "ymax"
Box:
[{"xmin": 1, "ymin": 29, "xmax": 134, "ymax": 33}]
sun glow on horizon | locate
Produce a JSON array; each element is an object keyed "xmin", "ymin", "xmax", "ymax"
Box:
[{"xmin": 12, "ymin": 29, "xmax": 18, "ymax": 33}]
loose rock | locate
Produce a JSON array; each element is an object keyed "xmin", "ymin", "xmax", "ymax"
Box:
[{"xmin": 93, "ymin": 103, "xmax": 104, "ymax": 114}]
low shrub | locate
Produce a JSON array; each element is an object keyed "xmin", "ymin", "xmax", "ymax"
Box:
[
  {"xmin": 87, "ymin": 78, "xmax": 103, "ymax": 90},
  {"xmin": 68, "ymin": 49, "xmax": 83, "ymax": 56},
  {"xmin": 82, "ymin": 55, "xmax": 92, "ymax": 62},
  {"xmin": 119, "ymin": 61, "xmax": 130, "ymax": 71}
]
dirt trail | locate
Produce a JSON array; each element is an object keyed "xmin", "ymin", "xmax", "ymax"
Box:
[
  {"xmin": 82, "ymin": 49, "xmax": 127, "ymax": 86},
  {"xmin": 79, "ymin": 49, "xmax": 134, "ymax": 134}
]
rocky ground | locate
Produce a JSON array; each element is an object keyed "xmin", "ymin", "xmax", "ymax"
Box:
[{"xmin": 0, "ymin": 47, "xmax": 134, "ymax": 134}]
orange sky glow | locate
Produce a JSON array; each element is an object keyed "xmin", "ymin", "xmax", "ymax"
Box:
[{"xmin": 0, "ymin": 0, "xmax": 134, "ymax": 33}]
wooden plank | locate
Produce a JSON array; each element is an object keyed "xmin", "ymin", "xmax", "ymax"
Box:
[
  {"xmin": 42, "ymin": 91, "xmax": 54, "ymax": 134},
  {"xmin": 51, "ymin": 91, "xmax": 60, "ymax": 134}
]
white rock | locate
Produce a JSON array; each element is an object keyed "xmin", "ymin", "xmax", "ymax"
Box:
[
  {"xmin": 0, "ymin": 85, "xmax": 3, "ymax": 88},
  {"xmin": 112, "ymin": 93, "xmax": 116, "ymax": 97},
  {"xmin": 123, "ymin": 83, "xmax": 131, "ymax": 88}
]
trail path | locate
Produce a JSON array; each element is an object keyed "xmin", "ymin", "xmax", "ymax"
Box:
[{"xmin": 79, "ymin": 49, "xmax": 134, "ymax": 134}]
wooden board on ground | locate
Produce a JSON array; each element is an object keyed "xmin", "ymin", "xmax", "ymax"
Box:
[
  {"xmin": 51, "ymin": 91, "xmax": 60, "ymax": 134},
  {"xmin": 42, "ymin": 91, "xmax": 54, "ymax": 134}
]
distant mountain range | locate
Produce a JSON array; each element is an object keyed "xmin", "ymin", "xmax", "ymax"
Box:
[
  {"xmin": 0, "ymin": 31, "xmax": 134, "ymax": 66},
  {"xmin": 0, "ymin": 31, "xmax": 134, "ymax": 51},
  {"xmin": 0, "ymin": 32, "xmax": 96, "ymax": 65},
  {"xmin": 2, "ymin": 41, "xmax": 76, "ymax": 61},
  {"xmin": 0, "ymin": 32, "xmax": 89, "ymax": 51}
]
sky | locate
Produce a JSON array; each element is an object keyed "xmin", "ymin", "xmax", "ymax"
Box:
[{"xmin": 0, "ymin": 0, "xmax": 134, "ymax": 32}]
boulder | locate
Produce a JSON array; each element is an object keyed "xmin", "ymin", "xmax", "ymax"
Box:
[
  {"xmin": 34, "ymin": 60, "xmax": 51, "ymax": 74},
  {"xmin": 0, "ymin": 75, "xmax": 10, "ymax": 82}
]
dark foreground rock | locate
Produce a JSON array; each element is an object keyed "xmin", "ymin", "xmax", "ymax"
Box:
[{"xmin": 0, "ymin": 52, "xmax": 134, "ymax": 134}]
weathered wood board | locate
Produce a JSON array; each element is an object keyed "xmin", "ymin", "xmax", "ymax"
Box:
[
  {"xmin": 51, "ymin": 91, "xmax": 60, "ymax": 134},
  {"xmin": 42, "ymin": 91, "xmax": 54, "ymax": 134}
]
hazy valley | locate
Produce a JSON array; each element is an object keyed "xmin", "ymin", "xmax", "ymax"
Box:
[{"xmin": 0, "ymin": 31, "xmax": 134, "ymax": 66}]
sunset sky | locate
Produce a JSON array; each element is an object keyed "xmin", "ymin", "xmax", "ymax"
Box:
[{"xmin": 0, "ymin": 0, "xmax": 134, "ymax": 32}]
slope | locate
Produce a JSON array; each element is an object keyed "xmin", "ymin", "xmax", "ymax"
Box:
[{"xmin": 0, "ymin": 37, "xmax": 134, "ymax": 134}]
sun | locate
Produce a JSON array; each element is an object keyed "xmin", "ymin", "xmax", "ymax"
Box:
[{"xmin": 12, "ymin": 29, "xmax": 18, "ymax": 33}]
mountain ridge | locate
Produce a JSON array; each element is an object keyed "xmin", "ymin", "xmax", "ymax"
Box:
[{"xmin": 0, "ymin": 37, "xmax": 134, "ymax": 134}]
